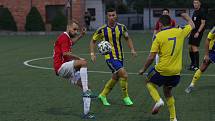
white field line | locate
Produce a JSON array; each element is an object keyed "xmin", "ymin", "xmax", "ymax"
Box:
[{"xmin": 23, "ymin": 54, "xmax": 215, "ymax": 77}]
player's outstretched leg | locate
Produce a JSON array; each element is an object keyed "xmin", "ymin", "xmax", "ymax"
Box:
[
  {"xmin": 146, "ymin": 82, "xmax": 164, "ymax": 114},
  {"xmin": 82, "ymin": 90, "xmax": 96, "ymax": 119},
  {"xmin": 119, "ymin": 77, "xmax": 133, "ymax": 106},
  {"xmin": 163, "ymin": 86, "xmax": 177, "ymax": 121},
  {"xmin": 185, "ymin": 69, "xmax": 202, "ymax": 93},
  {"xmin": 118, "ymin": 69, "xmax": 133, "ymax": 106},
  {"xmin": 167, "ymin": 96, "xmax": 176, "ymax": 121},
  {"xmin": 75, "ymin": 60, "xmax": 96, "ymax": 119},
  {"xmin": 185, "ymin": 60, "xmax": 210, "ymax": 93},
  {"xmin": 98, "ymin": 78, "xmax": 117, "ymax": 106},
  {"xmin": 80, "ymin": 67, "xmax": 96, "ymax": 119}
]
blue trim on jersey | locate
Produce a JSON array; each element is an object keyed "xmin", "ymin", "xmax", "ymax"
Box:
[
  {"xmin": 152, "ymin": 35, "xmax": 156, "ymax": 41},
  {"xmin": 111, "ymin": 28, "xmax": 119, "ymax": 59},
  {"xmin": 161, "ymin": 26, "xmax": 173, "ymax": 31},
  {"xmin": 97, "ymin": 29, "xmax": 102, "ymax": 34},
  {"xmin": 118, "ymin": 24, "xmax": 124, "ymax": 60},
  {"xmin": 104, "ymin": 26, "xmax": 114, "ymax": 59}
]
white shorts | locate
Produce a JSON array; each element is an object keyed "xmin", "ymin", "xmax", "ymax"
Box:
[{"xmin": 58, "ymin": 61, "xmax": 81, "ymax": 84}]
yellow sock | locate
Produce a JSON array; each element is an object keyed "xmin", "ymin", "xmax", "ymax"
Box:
[
  {"xmin": 191, "ymin": 69, "xmax": 202, "ymax": 86},
  {"xmin": 100, "ymin": 79, "xmax": 117, "ymax": 97},
  {"xmin": 166, "ymin": 96, "xmax": 176, "ymax": 121},
  {"xmin": 119, "ymin": 78, "xmax": 128, "ymax": 98},
  {"xmin": 146, "ymin": 82, "xmax": 161, "ymax": 102}
]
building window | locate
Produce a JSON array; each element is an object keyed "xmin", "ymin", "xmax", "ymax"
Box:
[
  {"xmin": 45, "ymin": 5, "xmax": 66, "ymax": 23},
  {"xmin": 175, "ymin": 9, "xmax": 186, "ymax": 17},
  {"xmin": 153, "ymin": 10, "xmax": 162, "ymax": 17},
  {"xmin": 87, "ymin": 8, "xmax": 96, "ymax": 21}
]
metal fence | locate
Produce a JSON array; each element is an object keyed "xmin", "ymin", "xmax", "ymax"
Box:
[{"xmin": 118, "ymin": 14, "xmax": 144, "ymax": 30}]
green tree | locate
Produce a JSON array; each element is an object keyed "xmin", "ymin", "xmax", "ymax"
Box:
[
  {"xmin": 25, "ymin": 7, "xmax": 45, "ymax": 31},
  {"xmin": 0, "ymin": 8, "xmax": 17, "ymax": 31},
  {"xmin": 51, "ymin": 11, "xmax": 67, "ymax": 31}
]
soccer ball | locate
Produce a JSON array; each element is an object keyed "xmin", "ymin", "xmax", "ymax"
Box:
[{"xmin": 98, "ymin": 41, "xmax": 112, "ymax": 55}]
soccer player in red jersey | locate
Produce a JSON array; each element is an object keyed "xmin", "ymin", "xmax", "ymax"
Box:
[
  {"xmin": 53, "ymin": 21, "xmax": 95, "ymax": 119},
  {"xmin": 154, "ymin": 8, "xmax": 176, "ymax": 34},
  {"xmin": 153, "ymin": 8, "xmax": 176, "ymax": 64}
]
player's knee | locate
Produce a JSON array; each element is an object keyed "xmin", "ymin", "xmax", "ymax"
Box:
[
  {"xmin": 118, "ymin": 69, "xmax": 128, "ymax": 79},
  {"xmin": 163, "ymin": 87, "xmax": 172, "ymax": 98},
  {"xmin": 121, "ymin": 74, "xmax": 128, "ymax": 80},
  {"xmin": 201, "ymin": 61, "xmax": 210, "ymax": 72},
  {"xmin": 112, "ymin": 74, "xmax": 119, "ymax": 81},
  {"xmin": 192, "ymin": 46, "xmax": 199, "ymax": 52},
  {"xmin": 81, "ymin": 60, "xmax": 87, "ymax": 67},
  {"xmin": 164, "ymin": 92, "xmax": 171, "ymax": 98}
]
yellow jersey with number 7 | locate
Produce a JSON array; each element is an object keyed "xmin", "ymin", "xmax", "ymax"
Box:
[{"xmin": 151, "ymin": 25, "xmax": 192, "ymax": 76}]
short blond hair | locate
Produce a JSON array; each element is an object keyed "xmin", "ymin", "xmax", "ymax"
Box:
[{"xmin": 66, "ymin": 19, "xmax": 80, "ymax": 30}]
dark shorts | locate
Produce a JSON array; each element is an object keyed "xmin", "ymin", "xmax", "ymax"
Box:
[
  {"xmin": 106, "ymin": 59, "xmax": 123, "ymax": 73},
  {"xmin": 147, "ymin": 67, "xmax": 180, "ymax": 87},
  {"xmin": 209, "ymin": 50, "xmax": 215, "ymax": 63},
  {"xmin": 189, "ymin": 31, "xmax": 204, "ymax": 47}
]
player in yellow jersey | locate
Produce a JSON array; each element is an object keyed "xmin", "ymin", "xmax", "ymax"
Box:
[
  {"xmin": 90, "ymin": 8, "xmax": 137, "ymax": 106},
  {"xmin": 185, "ymin": 26, "xmax": 215, "ymax": 93},
  {"xmin": 139, "ymin": 13, "xmax": 195, "ymax": 121}
]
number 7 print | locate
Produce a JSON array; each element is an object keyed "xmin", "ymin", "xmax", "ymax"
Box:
[{"xmin": 168, "ymin": 37, "xmax": 176, "ymax": 56}]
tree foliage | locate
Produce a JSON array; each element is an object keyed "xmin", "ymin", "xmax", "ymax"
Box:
[
  {"xmin": 51, "ymin": 11, "xmax": 67, "ymax": 31},
  {"xmin": 25, "ymin": 7, "xmax": 45, "ymax": 31},
  {"xmin": 0, "ymin": 8, "xmax": 17, "ymax": 31}
]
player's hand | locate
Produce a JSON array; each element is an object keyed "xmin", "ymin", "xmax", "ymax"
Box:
[
  {"xmin": 204, "ymin": 55, "xmax": 210, "ymax": 63},
  {"xmin": 80, "ymin": 28, "xmax": 86, "ymax": 37},
  {"xmin": 131, "ymin": 49, "xmax": 137, "ymax": 57},
  {"xmin": 138, "ymin": 68, "xmax": 145, "ymax": 75},
  {"xmin": 90, "ymin": 53, "xmax": 96, "ymax": 63},
  {"xmin": 194, "ymin": 32, "xmax": 199, "ymax": 38}
]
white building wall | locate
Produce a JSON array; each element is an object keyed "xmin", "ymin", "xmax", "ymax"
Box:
[{"xmin": 85, "ymin": 0, "xmax": 105, "ymax": 29}]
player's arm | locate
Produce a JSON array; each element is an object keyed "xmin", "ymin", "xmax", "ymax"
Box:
[
  {"xmin": 63, "ymin": 52, "xmax": 83, "ymax": 60},
  {"xmin": 89, "ymin": 39, "xmax": 97, "ymax": 63},
  {"xmin": 181, "ymin": 13, "xmax": 195, "ymax": 29},
  {"xmin": 198, "ymin": 19, "xmax": 206, "ymax": 33},
  {"xmin": 204, "ymin": 38, "xmax": 210, "ymax": 63},
  {"xmin": 139, "ymin": 36, "xmax": 159, "ymax": 75},
  {"xmin": 138, "ymin": 52, "xmax": 157, "ymax": 75},
  {"xmin": 123, "ymin": 25, "xmax": 137, "ymax": 56},
  {"xmin": 89, "ymin": 29, "xmax": 103, "ymax": 63},
  {"xmin": 194, "ymin": 19, "xmax": 206, "ymax": 39},
  {"xmin": 204, "ymin": 30, "xmax": 214, "ymax": 62},
  {"xmin": 72, "ymin": 28, "xmax": 86, "ymax": 44},
  {"xmin": 124, "ymin": 35, "xmax": 137, "ymax": 56},
  {"xmin": 193, "ymin": 19, "xmax": 205, "ymax": 38},
  {"xmin": 61, "ymin": 38, "xmax": 84, "ymax": 60}
]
